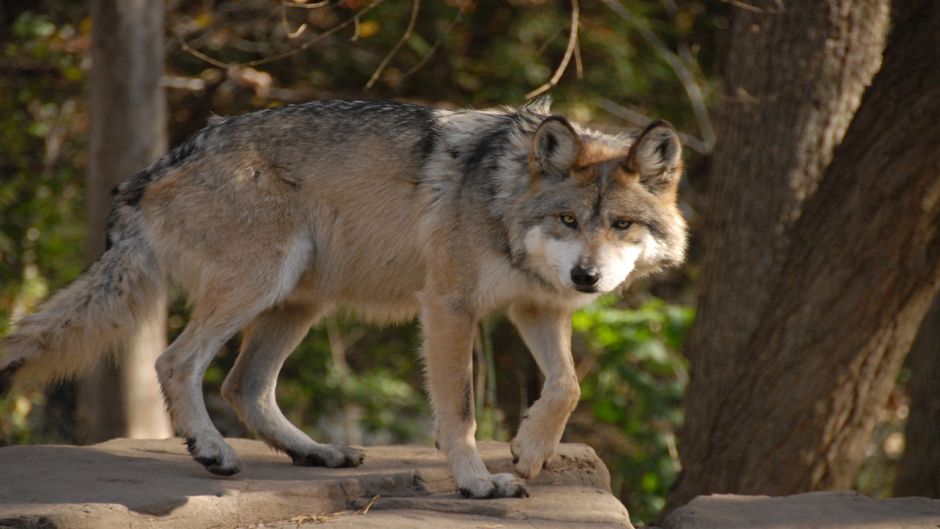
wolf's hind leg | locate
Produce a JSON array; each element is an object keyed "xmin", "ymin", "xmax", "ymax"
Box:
[
  {"xmin": 156, "ymin": 298, "xmax": 265, "ymax": 476},
  {"xmin": 222, "ymin": 303, "xmax": 363, "ymax": 468},
  {"xmin": 507, "ymin": 304, "xmax": 580, "ymax": 480}
]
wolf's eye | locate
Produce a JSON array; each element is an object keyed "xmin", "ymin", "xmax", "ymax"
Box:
[
  {"xmin": 613, "ymin": 219, "xmax": 633, "ymax": 230},
  {"xmin": 559, "ymin": 214, "xmax": 578, "ymax": 228}
]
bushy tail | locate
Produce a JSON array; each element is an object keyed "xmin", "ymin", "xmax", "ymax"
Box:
[{"xmin": 0, "ymin": 234, "xmax": 165, "ymax": 396}]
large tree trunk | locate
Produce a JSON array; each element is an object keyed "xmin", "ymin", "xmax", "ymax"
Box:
[
  {"xmin": 76, "ymin": 0, "xmax": 171, "ymax": 442},
  {"xmin": 668, "ymin": 0, "xmax": 940, "ymax": 510},
  {"xmin": 895, "ymin": 295, "xmax": 940, "ymax": 498}
]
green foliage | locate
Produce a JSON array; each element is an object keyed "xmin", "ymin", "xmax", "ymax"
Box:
[
  {"xmin": 0, "ymin": 0, "xmax": 723, "ymax": 522},
  {"xmin": 573, "ymin": 297, "xmax": 694, "ymax": 523},
  {"xmin": 0, "ymin": 9, "xmax": 87, "ymax": 443}
]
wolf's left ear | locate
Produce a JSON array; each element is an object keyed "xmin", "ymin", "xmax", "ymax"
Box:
[
  {"xmin": 529, "ymin": 116, "xmax": 582, "ymax": 180},
  {"xmin": 624, "ymin": 120, "xmax": 682, "ymax": 193}
]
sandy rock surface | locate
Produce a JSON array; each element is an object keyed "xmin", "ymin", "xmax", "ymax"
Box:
[
  {"xmin": 661, "ymin": 490, "xmax": 940, "ymax": 529},
  {"xmin": 0, "ymin": 438, "xmax": 633, "ymax": 529}
]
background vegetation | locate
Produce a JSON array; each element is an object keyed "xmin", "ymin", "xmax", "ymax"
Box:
[{"xmin": 1, "ymin": 1, "xmax": 933, "ymax": 525}]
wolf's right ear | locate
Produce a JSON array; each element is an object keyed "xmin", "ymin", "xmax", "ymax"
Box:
[{"xmin": 529, "ymin": 116, "xmax": 582, "ymax": 181}]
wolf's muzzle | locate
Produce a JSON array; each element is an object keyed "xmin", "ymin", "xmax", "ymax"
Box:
[{"xmin": 571, "ymin": 265, "xmax": 599, "ymax": 292}]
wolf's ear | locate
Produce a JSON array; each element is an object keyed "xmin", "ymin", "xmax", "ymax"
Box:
[
  {"xmin": 529, "ymin": 116, "xmax": 582, "ymax": 181},
  {"xmin": 624, "ymin": 120, "xmax": 682, "ymax": 193}
]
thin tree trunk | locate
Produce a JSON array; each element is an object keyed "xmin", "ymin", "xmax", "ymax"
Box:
[
  {"xmin": 668, "ymin": 0, "xmax": 940, "ymax": 510},
  {"xmin": 895, "ymin": 295, "xmax": 940, "ymax": 498},
  {"xmin": 76, "ymin": 0, "xmax": 171, "ymax": 442}
]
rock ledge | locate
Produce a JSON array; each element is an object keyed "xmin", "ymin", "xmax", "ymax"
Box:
[{"xmin": 0, "ymin": 438, "xmax": 632, "ymax": 529}]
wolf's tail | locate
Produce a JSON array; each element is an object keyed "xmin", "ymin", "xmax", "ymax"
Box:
[{"xmin": 0, "ymin": 217, "xmax": 165, "ymax": 397}]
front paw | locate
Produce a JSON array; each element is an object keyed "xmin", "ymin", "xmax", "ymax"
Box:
[
  {"xmin": 185, "ymin": 435, "xmax": 242, "ymax": 476},
  {"xmin": 286, "ymin": 444, "xmax": 364, "ymax": 468},
  {"xmin": 457, "ymin": 472, "xmax": 529, "ymax": 499},
  {"xmin": 510, "ymin": 434, "xmax": 555, "ymax": 480}
]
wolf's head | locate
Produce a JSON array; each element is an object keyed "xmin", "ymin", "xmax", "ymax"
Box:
[{"xmin": 512, "ymin": 116, "xmax": 687, "ymax": 295}]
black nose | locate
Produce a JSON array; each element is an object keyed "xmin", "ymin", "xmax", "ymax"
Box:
[{"xmin": 571, "ymin": 265, "xmax": 600, "ymax": 289}]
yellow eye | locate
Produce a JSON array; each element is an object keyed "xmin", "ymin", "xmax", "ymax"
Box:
[
  {"xmin": 560, "ymin": 214, "xmax": 578, "ymax": 228},
  {"xmin": 613, "ymin": 219, "xmax": 633, "ymax": 230}
]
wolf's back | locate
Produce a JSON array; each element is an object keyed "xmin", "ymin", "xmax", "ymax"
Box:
[{"xmin": 0, "ymin": 218, "xmax": 165, "ymax": 396}]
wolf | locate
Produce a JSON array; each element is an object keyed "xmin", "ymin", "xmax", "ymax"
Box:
[{"xmin": 0, "ymin": 99, "xmax": 686, "ymax": 498}]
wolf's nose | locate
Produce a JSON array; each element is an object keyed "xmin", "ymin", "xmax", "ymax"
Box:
[{"xmin": 571, "ymin": 265, "xmax": 600, "ymax": 288}]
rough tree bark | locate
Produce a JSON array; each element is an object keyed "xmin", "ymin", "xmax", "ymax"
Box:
[
  {"xmin": 895, "ymin": 295, "xmax": 940, "ymax": 498},
  {"xmin": 76, "ymin": 0, "xmax": 172, "ymax": 442},
  {"xmin": 668, "ymin": 0, "xmax": 940, "ymax": 510}
]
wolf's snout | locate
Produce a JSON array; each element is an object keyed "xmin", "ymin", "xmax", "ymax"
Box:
[{"xmin": 571, "ymin": 265, "xmax": 599, "ymax": 291}]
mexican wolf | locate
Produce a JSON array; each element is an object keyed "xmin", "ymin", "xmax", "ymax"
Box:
[{"xmin": 0, "ymin": 99, "xmax": 686, "ymax": 498}]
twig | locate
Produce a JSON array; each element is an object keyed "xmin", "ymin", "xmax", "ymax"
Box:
[
  {"xmin": 281, "ymin": 5, "xmax": 308, "ymax": 39},
  {"xmin": 600, "ymin": 0, "xmax": 715, "ymax": 153},
  {"xmin": 281, "ymin": 0, "xmax": 332, "ymax": 9},
  {"xmin": 400, "ymin": 7, "xmax": 463, "ymax": 80},
  {"xmin": 525, "ymin": 0, "xmax": 580, "ymax": 100},
  {"xmin": 573, "ymin": 36, "xmax": 583, "ymax": 79},
  {"xmin": 365, "ymin": 0, "xmax": 421, "ymax": 90},
  {"xmin": 359, "ymin": 495, "xmax": 380, "ymax": 514},
  {"xmin": 178, "ymin": 0, "xmax": 386, "ymax": 69},
  {"xmin": 599, "ymin": 98, "xmax": 711, "ymax": 154},
  {"xmin": 535, "ymin": 25, "xmax": 564, "ymax": 56},
  {"xmin": 720, "ymin": 0, "xmax": 785, "ymax": 14},
  {"xmin": 178, "ymin": 37, "xmax": 230, "ymax": 69}
]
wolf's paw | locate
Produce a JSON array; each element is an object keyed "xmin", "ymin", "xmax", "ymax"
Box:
[
  {"xmin": 457, "ymin": 473, "xmax": 529, "ymax": 499},
  {"xmin": 510, "ymin": 434, "xmax": 555, "ymax": 480},
  {"xmin": 185, "ymin": 435, "xmax": 242, "ymax": 476},
  {"xmin": 287, "ymin": 444, "xmax": 364, "ymax": 468}
]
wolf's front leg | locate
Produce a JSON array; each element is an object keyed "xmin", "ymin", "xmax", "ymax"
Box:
[
  {"xmin": 421, "ymin": 294, "xmax": 528, "ymax": 499},
  {"xmin": 507, "ymin": 304, "xmax": 580, "ymax": 480}
]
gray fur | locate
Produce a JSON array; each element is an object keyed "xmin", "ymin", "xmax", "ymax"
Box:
[{"xmin": 0, "ymin": 98, "xmax": 686, "ymax": 499}]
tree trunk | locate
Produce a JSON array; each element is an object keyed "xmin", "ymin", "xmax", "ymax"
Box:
[
  {"xmin": 76, "ymin": 0, "xmax": 171, "ymax": 442},
  {"xmin": 669, "ymin": 0, "xmax": 940, "ymax": 510},
  {"xmin": 895, "ymin": 295, "xmax": 940, "ymax": 498}
]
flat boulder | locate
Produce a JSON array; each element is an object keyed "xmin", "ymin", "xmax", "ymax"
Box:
[
  {"xmin": 0, "ymin": 438, "xmax": 633, "ymax": 529},
  {"xmin": 662, "ymin": 491, "xmax": 940, "ymax": 529}
]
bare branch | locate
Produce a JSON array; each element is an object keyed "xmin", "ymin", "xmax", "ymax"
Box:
[
  {"xmin": 177, "ymin": 37, "xmax": 230, "ymax": 69},
  {"xmin": 280, "ymin": 0, "xmax": 335, "ymax": 9},
  {"xmin": 599, "ymin": 98, "xmax": 711, "ymax": 154},
  {"xmin": 719, "ymin": 0, "xmax": 785, "ymax": 14},
  {"xmin": 574, "ymin": 36, "xmax": 583, "ymax": 79},
  {"xmin": 400, "ymin": 7, "xmax": 464, "ymax": 81},
  {"xmin": 525, "ymin": 0, "xmax": 580, "ymax": 100},
  {"xmin": 177, "ymin": 0, "xmax": 387, "ymax": 70},
  {"xmin": 601, "ymin": 0, "xmax": 715, "ymax": 153},
  {"xmin": 365, "ymin": 0, "xmax": 421, "ymax": 90}
]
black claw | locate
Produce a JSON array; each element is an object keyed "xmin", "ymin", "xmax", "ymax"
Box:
[
  {"xmin": 207, "ymin": 462, "xmax": 241, "ymax": 476},
  {"xmin": 193, "ymin": 455, "xmax": 240, "ymax": 476},
  {"xmin": 458, "ymin": 486, "xmax": 497, "ymax": 499},
  {"xmin": 342, "ymin": 451, "xmax": 365, "ymax": 468},
  {"xmin": 184, "ymin": 437, "xmax": 198, "ymax": 455},
  {"xmin": 287, "ymin": 449, "xmax": 327, "ymax": 467},
  {"xmin": 512, "ymin": 455, "xmax": 520, "ymax": 465},
  {"xmin": 513, "ymin": 485, "xmax": 530, "ymax": 498},
  {"xmin": 287, "ymin": 448, "xmax": 364, "ymax": 468}
]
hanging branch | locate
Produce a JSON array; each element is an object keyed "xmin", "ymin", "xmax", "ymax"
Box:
[
  {"xmin": 525, "ymin": 0, "xmax": 580, "ymax": 100},
  {"xmin": 365, "ymin": 0, "xmax": 421, "ymax": 90}
]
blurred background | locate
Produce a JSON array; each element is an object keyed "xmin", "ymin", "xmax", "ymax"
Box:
[{"xmin": 1, "ymin": 0, "xmax": 937, "ymax": 525}]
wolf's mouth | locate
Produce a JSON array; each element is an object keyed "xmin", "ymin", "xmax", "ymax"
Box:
[{"xmin": 574, "ymin": 285, "xmax": 598, "ymax": 294}]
